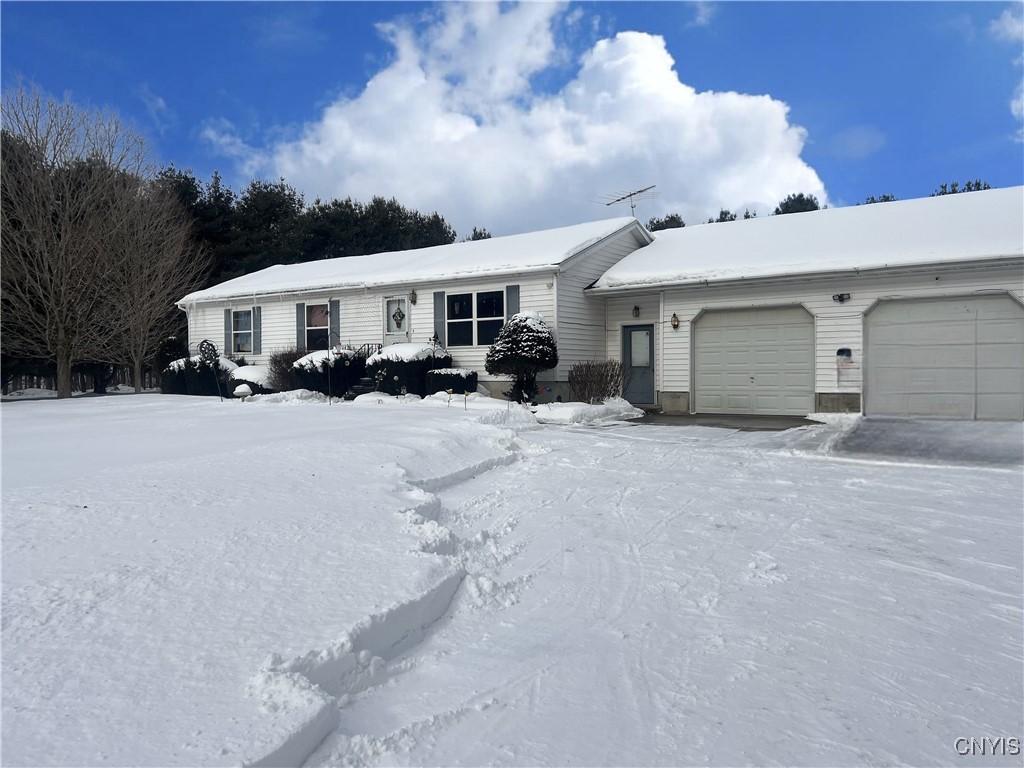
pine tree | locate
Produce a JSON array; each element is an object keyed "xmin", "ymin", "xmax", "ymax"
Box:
[
  {"xmin": 484, "ymin": 312, "xmax": 558, "ymax": 403},
  {"xmin": 773, "ymin": 193, "xmax": 820, "ymax": 215},
  {"xmin": 647, "ymin": 213, "xmax": 684, "ymax": 231},
  {"xmin": 707, "ymin": 209, "xmax": 737, "ymax": 223},
  {"xmin": 863, "ymin": 194, "xmax": 897, "ymax": 205},
  {"xmin": 465, "ymin": 226, "xmax": 492, "ymax": 241},
  {"xmin": 931, "ymin": 180, "xmax": 991, "ymax": 196}
]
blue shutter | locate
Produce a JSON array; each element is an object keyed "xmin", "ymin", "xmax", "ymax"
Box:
[
  {"xmin": 505, "ymin": 285, "xmax": 520, "ymax": 319},
  {"xmin": 433, "ymin": 291, "xmax": 446, "ymax": 347},
  {"xmin": 296, "ymin": 303, "xmax": 306, "ymax": 352},
  {"xmin": 223, "ymin": 309, "xmax": 232, "ymax": 355},
  {"xmin": 329, "ymin": 299, "xmax": 340, "ymax": 347},
  {"xmin": 252, "ymin": 306, "xmax": 262, "ymax": 355}
]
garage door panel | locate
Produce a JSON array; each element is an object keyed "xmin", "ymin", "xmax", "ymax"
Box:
[
  {"xmin": 694, "ymin": 307, "xmax": 814, "ymax": 416},
  {"xmin": 866, "ymin": 296, "xmax": 1024, "ymax": 420}
]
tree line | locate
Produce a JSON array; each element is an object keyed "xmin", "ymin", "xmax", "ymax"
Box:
[
  {"xmin": 155, "ymin": 169, "xmax": 467, "ymax": 286},
  {"xmin": 0, "ymin": 87, "xmax": 470, "ymax": 398},
  {"xmin": 647, "ymin": 183, "xmax": 993, "ymax": 232}
]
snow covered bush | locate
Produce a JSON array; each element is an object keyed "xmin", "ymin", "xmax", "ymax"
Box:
[
  {"xmin": 484, "ymin": 312, "xmax": 558, "ymax": 403},
  {"xmin": 292, "ymin": 348, "xmax": 365, "ymax": 397},
  {"xmin": 229, "ymin": 365, "xmax": 272, "ymax": 395},
  {"xmin": 426, "ymin": 368, "xmax": 478, "ymax": 395},
  {"xmin": 568, "ymin": 360, "xmax": 625, "ymax": 404},
  {"xmin": 161, "ymin": 355, "xmax": 237, "ymax": 397},
  {"xmin": 365, "ymin": 343, "xmax": 453, "ymax": 396}
]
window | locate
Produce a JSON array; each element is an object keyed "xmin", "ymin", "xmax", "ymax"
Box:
[
  {"xmin": 232, "ymin": 310, "xmax": 253, "ymax": 354},
  {"xmin": 447, "ymin": 290, "xmax": 504, "ymax": 347},
  {"xmin": 306, "ymin": 304, "xmax": 329, "ymax": 350},
  {"xmin": 476, "ymin": 291, "xmax": 504, "ymax": 345}
]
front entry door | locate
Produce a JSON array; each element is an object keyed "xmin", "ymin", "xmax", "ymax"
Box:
[
  {"xmin": 622, "ymin": 324, "xmax": 655, "ymax": 405},
  {"xmin": 384, "ymin": 296, "xmax": 410, "ymax": 345}
]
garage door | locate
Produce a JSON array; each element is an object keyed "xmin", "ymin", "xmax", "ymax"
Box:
[
  {"xmin": 866, "ymin": 295, "xmax": 1024, "ymax": 420},
  {"xmin": 694, "ymin": 306, "xmax": 814, "ymax": 415}
]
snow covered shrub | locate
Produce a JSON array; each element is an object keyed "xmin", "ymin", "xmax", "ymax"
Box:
[
  {"xmin": 292, "ymin": 348, "xmax": 365, "ymax": 397},
  {"xmin": 484, "ymin": 312, "xmax": 558, "ymax": 403},
  {"xmin": 161, "ymin": 356, "xmax": 236, "ymax": 396},
  {"xmin": 568, "ymin": 360, "xmax": 625, "ymax": 404},
  {"xmin": 426, "ymin": 368, "xmax": 478, "ymax": 395},
  {"xmin": 154, "ymin": 335, "xmax": 188, "ymax": 377},
  {"xmin": 229, "ymin": 365, "xmax": 272, "ymax": 395},
  {"xmin": 365, "ymin": 343, "xmax": 453, "ymax": 396}
]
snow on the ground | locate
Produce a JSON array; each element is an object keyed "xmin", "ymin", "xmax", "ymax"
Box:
[
  {"xmin": 230, "ymin": 365, "xmax": 270, "ymax": 386},
  {"xmin": 2, "ymin": 397, "xmax": 1020, "ymax": 767},
  {"xmin": 531, "ymin": 396, "xmax": 645, "ymax": 425}
]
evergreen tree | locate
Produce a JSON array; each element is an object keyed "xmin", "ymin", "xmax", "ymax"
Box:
[
  {"xmin": 484, "ymin": 312, "xmax": 558, "ymax": 403},
  {"xmin": 465, "ymin": 226, "xmax": 492, "ymax": 241},
  {"xmin": 863, "ymin": 194, "xmax": 897, "ymax": 204},
  {"xmin": 742, "ymin": 209, "xmax": 757, "ymax": 219},
  {"xmin": 931, "ymin": 180, "xmax": 991, "ymax": 196},
  {"xmin": 707, "ymin": 209, "xmax": 737, "ymax": 223},
  {"xmin": 647, "ymin": 213, "xmax": 684, "ymax": 231},
  {"xmin": 773, "ymin": 193, "xmax": 820, "ymax": 215}
]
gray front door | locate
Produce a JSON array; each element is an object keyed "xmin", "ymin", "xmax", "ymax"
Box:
[{"xmin": 622, "ymin": 324, "xmax": 655, "ymax": 405}]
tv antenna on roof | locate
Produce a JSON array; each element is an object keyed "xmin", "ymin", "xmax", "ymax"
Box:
[{"xmin": 599, "ymin": 185, "xmax": 657, "ymax": 218}]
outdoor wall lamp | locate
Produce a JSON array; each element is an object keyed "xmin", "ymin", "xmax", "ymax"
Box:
[
  {"xmin": 832, "ymin": 293, "xmax": 850, "ymax": 303},
  {"xmin": 410, "ymin": 289, "xmax": 418, "ymax": 305},
  {"xmin": 632, "ymin": 305, "xmax": 640, "ymax": 318},
  {"xmin": 670, "ymin": 313, "xmax": 680, "ymax": 330}
]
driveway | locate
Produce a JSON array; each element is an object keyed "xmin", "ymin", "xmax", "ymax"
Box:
[
  {"xmin": 833, "ymin": 418, "xmax": 1024, "ymax": 467},
  {"xmin": 636, "ymin": 411, "xmax": 815, "ymax": 431}
]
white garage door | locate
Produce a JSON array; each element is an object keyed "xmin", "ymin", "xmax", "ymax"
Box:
[
  {"xmin": 694, "ymin": 306, "xmax": 814, "ymax": 416},
  {"xmin": 866, "ymin": 295, "xmax": 1024, "ymax": 420}
]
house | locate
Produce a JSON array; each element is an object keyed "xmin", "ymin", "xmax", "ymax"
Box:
[
  {"xmin": 590, "ymin": 185, "xmax": 1024, "ymax": 420},
  {"xmin": 176, "ymin": 217, "xmax": 653, "ymax": 401},
  {"xmin": 177, "ymin": 186, "xmax": 1024, "ymax": 420}
]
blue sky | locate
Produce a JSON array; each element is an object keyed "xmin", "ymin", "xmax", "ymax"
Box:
[{"xmin": 3, "ymin": 2, "xmax": 1022, "ymax": 233}]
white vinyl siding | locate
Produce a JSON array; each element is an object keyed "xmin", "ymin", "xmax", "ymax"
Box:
[
  {"xmin": 183, "ymin": 273, "xmax": 555, "ymax": 381},
  {"xmin": 556, "ymin": 226, "xmax": 649, "ymax": 379},
  {"xmin": 605, "ymin": 294, "xmax": 662, "ymax": 392},
  {"xmin": 655, "ymin": 262, "xmax": 1024, "ymax": 397}
]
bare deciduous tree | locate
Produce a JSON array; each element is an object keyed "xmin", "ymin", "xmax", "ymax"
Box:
[
  {"xmin": 2, "ymin": 85, "xmax": 207, "ymax": 396},
  {"xmin": 101, "ymin": 183, "xmax": 208, "ymax": 391},
  {"xmin": 2, "ymin": 86, "xmax": 146, "ymax": 397}
]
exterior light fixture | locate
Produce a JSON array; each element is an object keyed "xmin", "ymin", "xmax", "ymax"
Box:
[
  {"xmin": 670, "ymin": 313, "xmax": 680, "ymax": 330},
  {"xmin": 409, "ymin": 289, "xmax": 418, "ymax": 305},
  {"xmin": 832, "ymin": 293, "xmax": 850, "ymax": 304},
  {"xmin": 632, "ymin": 305, "xmax": 640, "ymax": 318}
]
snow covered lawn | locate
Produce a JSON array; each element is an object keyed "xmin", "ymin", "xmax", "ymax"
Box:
[{"xmin": 2, "ymin": 396, "xmax": 1021, "ymax": 766}]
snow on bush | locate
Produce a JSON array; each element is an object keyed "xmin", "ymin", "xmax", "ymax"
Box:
[
  {"xmin": 165, "ymin": 355, "xmax": 237, "ymax": 372},
  {"xmin": 233, "ymin": 384, "xmax": 253, "ymax": 398},
  {"xmin": 292, "ymin": 348, "xmax": 356, "ymax": 371},
  {"xmin": 366, "ymin": 343, "xmax": 448, "ymax": 366},
  {"xmin": 426, "ymin": 368, "xmax": 478, "ymax": 395},
  {"xmin": 230, "ymin": 365, "xmax": 270, "ymax": 386},
  {"xmin": 366, "ymin": 344, "xmax": 453, "ymax": 397},
  {"xmin": 532, "ymin": 397, "xmax": 644, "ymax": 425},
  {"xmin": 484, "ymin": 312, "xmax": 558, "ymax": 403}
]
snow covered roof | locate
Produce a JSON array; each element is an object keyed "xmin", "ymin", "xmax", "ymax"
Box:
[
  {"xmin": 179, "ymin": 217, "xmax": 641, "ymax": 303},
  {"xmin": 592, "ymin": 187, "xmax": 1024, "ymax": 291}
]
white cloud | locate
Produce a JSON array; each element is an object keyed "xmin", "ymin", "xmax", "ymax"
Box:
[
  {"xmin": 199, "ymin": 118, "xmax": 266, "ymax": 177},
  {"xmin": 689, "ymin": 2, "xmax": 716, "ymax": 28},
  {"xmin": 829, "ymin": 125, "xmax": 886, "ymax": 160},
  {"xmin": 207, "ymin": 4, "xmax": 825, "ymax": 234},
  {"xmin": 990, "ymin": 7, "xmax": 1024, "ymax": 41},
  {"xmin": 138, "ymin": 83, "xmax": 174, "ymax": 135}
]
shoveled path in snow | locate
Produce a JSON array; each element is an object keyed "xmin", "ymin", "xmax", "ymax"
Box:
[{"xmin": 307, "ymin": 422, "xmax": 1023, "ymax": 767}]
